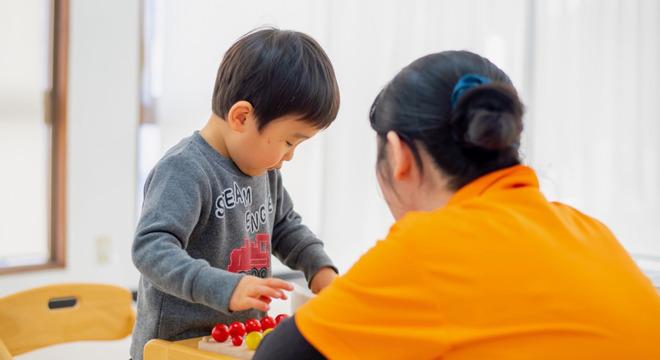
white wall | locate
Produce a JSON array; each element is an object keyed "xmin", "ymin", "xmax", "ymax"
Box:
[{"xmin": 0, "ymin": 0, "xmax": 140, "ymax": 357}]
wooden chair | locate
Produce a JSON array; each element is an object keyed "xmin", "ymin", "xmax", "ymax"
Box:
[{"xmin": 0, "ymin": 283, "xmax": 135, "ymax": 359}]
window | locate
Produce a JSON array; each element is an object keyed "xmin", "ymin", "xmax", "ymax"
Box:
[{"xmin": 0, "ymin": 0, "xmax": 68, "ymax": 274}]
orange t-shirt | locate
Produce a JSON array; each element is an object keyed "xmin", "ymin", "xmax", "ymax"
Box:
[{"xmin": 296, "ymin": 165, "xmax": 660, "ymax": 359}]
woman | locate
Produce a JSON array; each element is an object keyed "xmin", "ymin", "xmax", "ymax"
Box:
[{"xmin": 254, "ymin": 51, "xmax": 660, "ymax": 359}]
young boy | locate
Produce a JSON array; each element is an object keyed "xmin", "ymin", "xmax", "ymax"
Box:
[{"xmin": 130, "ymin": 28, "xmax": 339, "ymax": 360}]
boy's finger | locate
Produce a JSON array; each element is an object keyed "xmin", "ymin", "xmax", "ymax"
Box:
[
  {"xmin": 255, "ymin": 285, "xmax": 286, "ymax": 300},
  {"xmin": 245, "ymin": 297, "xmax": 270, "ymax": 312},
  {"xmin": 264, "ymin": 278, "xmax": 294, "ymax": 291}
]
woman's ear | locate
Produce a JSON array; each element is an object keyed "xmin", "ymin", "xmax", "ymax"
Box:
[
  {"xmin": 386, "ymin": 131, "xmax": 413, "ymax": 181},
  {"xmin": 226, "ymin": 100, "xmax": 254, "ymax": 132}
]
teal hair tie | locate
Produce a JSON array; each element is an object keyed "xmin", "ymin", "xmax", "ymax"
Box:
[{"xmin": 451, "ymin": 74, "xmax": 492, "ymax": 109}]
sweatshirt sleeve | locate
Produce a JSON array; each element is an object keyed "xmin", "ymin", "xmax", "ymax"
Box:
[
  {"xmin": 132, "ymin": 156, "xmax": 243, "ymax": 314},
  {"xmin": 270, "ymin": 170, "xmax": 337, "ymax": 284}
]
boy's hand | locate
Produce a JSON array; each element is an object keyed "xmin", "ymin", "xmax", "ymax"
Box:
[
  {"xmin": 229, "ymin": 276, "xmax": 294, "ymax": 312},
  {"xmin": 310, "ymin": 267, "xmax": 338, "ymax": 294}
]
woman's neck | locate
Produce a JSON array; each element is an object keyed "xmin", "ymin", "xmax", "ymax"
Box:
[{"xmin": 414, "ymin": 184, "xmax": 454, "ymax": 213}]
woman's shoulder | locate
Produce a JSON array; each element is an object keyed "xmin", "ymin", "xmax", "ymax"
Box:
[
  {"xmin": 385, "ymin": 208, "xmax": 478, "ymax": 250},
  {"xmin": 549, "ymin": 201, "xmax": 616, "ymax": 238},
  {"xmin": 394, "ymin": 205, "xmax": 488, "ymax": 233}
]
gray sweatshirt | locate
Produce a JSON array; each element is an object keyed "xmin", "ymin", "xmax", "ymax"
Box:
[{"xmin": 130, "ymin": 131, "xmax": 335, "ymax": 360}]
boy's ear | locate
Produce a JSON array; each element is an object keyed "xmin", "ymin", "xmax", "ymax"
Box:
[
  {"xmin": 386, "ymin": 131, "xmax": 413, "ymax": 181},
  {"xmin": 226, "ymin": 100, "xmax": 254, "ymax": 132}
]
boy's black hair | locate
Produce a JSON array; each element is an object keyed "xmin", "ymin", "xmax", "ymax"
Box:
[{"xmin": 212, "ymin": 27, "xmax": 340, "ymax": 130}]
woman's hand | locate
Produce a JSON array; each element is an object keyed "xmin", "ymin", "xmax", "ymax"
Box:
[
  {"xmin": 229, "ymin": 276, "xmax": 294, "ymax": 312},
  {"xmin": 310, "ymin": 267, "xmax": 338, "ymax": 294}
]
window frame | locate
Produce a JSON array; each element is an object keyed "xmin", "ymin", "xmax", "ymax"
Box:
[{"xmin": 0, "ymin": 0, "xmax": 69, "ymax": 275}]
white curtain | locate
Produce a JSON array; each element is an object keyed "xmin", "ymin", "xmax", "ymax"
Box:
[
  {"xmin": 312, "ymin": 0, "xmax": 529, "ymax": 272},
  {"xmin": 527, "ymin": 0, "xmax": 660, "ymax": 261},
  {"xmin": 140, "ymin": 0, "xmax": 660, "ymax": 274},
  {"xmin": 0, "ymin": 0, "xmax": 51, "ymax": 264}
]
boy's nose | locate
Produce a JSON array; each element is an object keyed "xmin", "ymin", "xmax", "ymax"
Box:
[{"xmin": 283, "ymin": 149, "xmax": 294, "ymax": 162}]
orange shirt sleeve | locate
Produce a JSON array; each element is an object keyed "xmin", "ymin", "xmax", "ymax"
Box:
[{"xmin": 295, "ymin": 216, "xmax": 450, "ymax": 360}]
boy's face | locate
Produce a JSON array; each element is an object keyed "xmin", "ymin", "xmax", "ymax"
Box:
[{"xmin": 228, "ymin": 114, "xmax": 320, "ymax": 176}]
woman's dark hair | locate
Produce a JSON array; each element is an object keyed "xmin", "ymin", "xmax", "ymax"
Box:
[
  {"xmin": 369, "ymin": 50, "xmax": 524, "ymax": 190},
  {"xmin": 212, "ymin": 27, "xmax": 340, "ymax": 130}
]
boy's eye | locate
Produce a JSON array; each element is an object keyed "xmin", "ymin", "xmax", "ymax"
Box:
[{"xmin": 285, "ymin": 141, "xmax": 293, "ymax": 147}]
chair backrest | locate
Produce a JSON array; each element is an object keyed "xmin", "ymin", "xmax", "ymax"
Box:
[
  {"xmin": 0, "ymin": 283, "xmax": 135, "ymax": 357},
  {"xmin": 0, "ymin": 338, "xmax": 12, "ymax": 360}
]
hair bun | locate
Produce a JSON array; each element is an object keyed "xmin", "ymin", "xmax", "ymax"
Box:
[{"xmin": 451, "ymin": 84, "xmax": 523, "ymax": 151}]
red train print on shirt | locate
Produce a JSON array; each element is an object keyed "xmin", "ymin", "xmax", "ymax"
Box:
[{"xmin": 227, "ymin": 233, "xmax": 270, "ymax": 278}]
